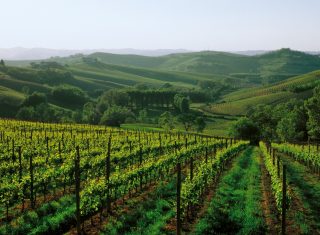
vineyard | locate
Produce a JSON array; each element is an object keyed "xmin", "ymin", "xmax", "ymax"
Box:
[{"xmin": 0, "ymin": 119, "xmax": 320, "ymax": 234}]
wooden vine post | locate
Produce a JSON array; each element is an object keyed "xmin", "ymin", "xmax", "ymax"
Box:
[
  {"xmin": 277, "ymin": 156, "xmax": 280, "ymax": 178},
  {"xmin": 190, "ymin": 156, "xmax": 193, "ymax": 181},
  {"xmin": 176, "ymin": 142, "xmax": 182, "ymax": 235},
  {"xmin": 106, "ymin": 135, "xmax": 112, "ymax": 213},
  {"xmin": 12, "ymin": 139, "xmax": 15, "ymax": 163},
  {"xmin": 75, "ymin": 146, "xmax": 81, "ymax": 235},
  {"xmin": 45, "ymin": 136, "xmax": 50, "ymax": 164},
  {"xmin": 18, "ymin": 146, "xmax": 25, "ymax": 212},
  {"xmin": 205, "ymin": 147, "xmax": 208, "ymax": 164},
  {"xmin": 282, "ymin": 164, "xmax": 287, "ymax": 235},
  {"xmin": 18, "ymin": 146, "xmax": 22, "ymax": 182},
  {"xmin": 139, "ymin": 146, "xmax": 143, "ymax": 190},
  {"xmin": 29, "ymin": 149, "xmax": 34, "ymax": 209}
]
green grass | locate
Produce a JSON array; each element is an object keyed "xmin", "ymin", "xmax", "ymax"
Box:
[
  {"xmin": 0, "ymin": 195, "xmax": 75, "ymax": 235},
  {"xmin": 280, "ymin": 153, "xmax": 320, "ymax": 234},
  {"xmin": 209, "ymin": 91, "xmax": 293, "ymax": 115},
  {"xmin": 101, "ymin": 179, "xmax": 176, "ymax": 235},
  {"xmin": 193, "ymin": 147, "xmax": 266, "ymax": 235},
  {"xmin": 121, "ymin": 115, "xmax": 236, "ymax": 137},
  {"xmin": 0, "ymin": 85, "xmax": 25, "ymax": 106},
  {"xmin": 202, "ymin": 117, "xmax": 237, "ymax": 137}
]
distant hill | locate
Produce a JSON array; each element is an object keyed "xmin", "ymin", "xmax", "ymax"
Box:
[
  {"xmin": 77, "ymin": 48, "xmax": 320, "ymax": 84},
  {"xmin": 232, "ymin": 50, "xmax": 268, "ymax": 56},
  {"xmin": 1, "ymin": 48, "xmax": 320, "ymax": 118},
  {"xmin": 4, "ymin": 48, "xmax": 320, "ymax": 88},
  {"xmin": 0, "ymin": 47, "xmax": 191, "ymax": 60}
]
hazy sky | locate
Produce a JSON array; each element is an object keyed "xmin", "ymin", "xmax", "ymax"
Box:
[{"xmin": 1, "ymin": 0, "xmax": 320, "ymax": 51}]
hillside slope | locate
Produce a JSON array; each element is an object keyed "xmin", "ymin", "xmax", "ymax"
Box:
[
  {"xmin": 84, "ymin": 49, "xmax": 320, "ymax": 84},
  {"xmin": 205, "ymin": 70, "xmax": 320, "ymax": 115},
  {"xmin": 7, "ymin": 48, "xmax": 320, "ymax": 85}
]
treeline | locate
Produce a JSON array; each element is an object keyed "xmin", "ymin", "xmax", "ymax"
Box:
[
  {"xmin": 230, "ymin": 85, "xmax": 320, "ymax": 143},
  {"xmin": 126, "ymin": 89, "xmax": 210, "ymax": 108}
]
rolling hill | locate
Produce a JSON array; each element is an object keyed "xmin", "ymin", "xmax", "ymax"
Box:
[
  {"xmin": 8, "ymin": 48, "xmax": 320, "ymax": 85},
  {"xmin": 1, "ymin": 48, "xmax": 320, "ymax": 118},
  {"xmin": 82, "ymin": 48, "xmax": 320, "ymax": 84},
  {"xmin": 205, "ymin": 70, "xmax": 320, "ymax": 115}
]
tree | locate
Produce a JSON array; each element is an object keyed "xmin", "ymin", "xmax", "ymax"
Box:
[
  {"xmin": 247, "ymin": 104, "xmax": 277, "ymax": 141},
  {"xmin": 229, "ymin": 117, "xmax": 260, "ymax": 143},
  {"xmin": 174, "ymin": 94, "xmax": 189, "ymax": 113},
  {"xmin": 305, "ymin": 86, "xmax": 320, "ymax": 139},
  {"xmin": 34, "ymin": 103, "xmax": 59, "ymax": 122},
  {"xmin": 22, "ymin": 92, "xmax": 47, "ymax": 107},
  {"xmin": 21, "ymin": 86, "xmax": 30, "ymax": 95},
  {"xmin": 176, "ymin": 114, "xmax": 195, "ymax": 132},
  {"xmin": 16, "ymin": 106, "xmax": 35, "ymax": 121},
  {"xmin": 138, "ymin": 109, "xmax": 148, "ymax": 123},
  {"xmin": 0, "ymin": 59, "xmax": 4, "ymax": 66},
  {"xmin": 158, "ymin": 111, "xmax": 174, "ymax": 131},
  {"xmin": 52, "ymin": 86, "xmax": 88, "ymax": 107},
  {"xmin": 97, "ymin": 90, "xmax": 129, "ymax": 113},
  {"xmin": 276, "ymin": 105, "xmax": 308, "ymax": 142},
  {"xmin": 82, "ymin": 102, "xmax": 100, "ymax": 124},
  {"xmin": 72, "ymin": 110, "xmax": 83, "ymax": 123},
  {"xmin": 195, "ymin": 117, "xmax": 206, "ymax": 133},
  {"xmin": 100, "ymin": 106, "xmax": 134, "ymax": 127}
]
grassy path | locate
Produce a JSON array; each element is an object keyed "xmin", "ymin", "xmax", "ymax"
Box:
[
  {"xmin": 280, "ymin": 153, "xmax": 320, "ymax": 234},
  {"xmin": 100, "ymin": 179, "xmax": 176, "ymax": 235},
  {"xmin": 192, "ymin": 146, "xmax": 266, "ymax": 235},
  {"xmin": 259, "ymin": 151, "xmax": 281, "ymax": 234}
]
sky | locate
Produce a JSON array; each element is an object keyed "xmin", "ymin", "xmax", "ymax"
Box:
[{"xmin": 1, "ymin": 0, "xmax": 320, "ymax": 51}]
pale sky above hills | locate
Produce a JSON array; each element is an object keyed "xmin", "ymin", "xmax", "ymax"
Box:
[{"xmin": 1, "ymin": 0, "xmax": 320, "ymax": 51}]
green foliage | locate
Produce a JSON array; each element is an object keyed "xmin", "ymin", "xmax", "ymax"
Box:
[
  {"xmin": 138, "ymin": 109, "xmax": 148, "ymax": 123},
  {"xmin": 22, "ymin": 92, "xmax": 47, "ymax": 107},
  {"xmin": 176, "ymin": 113, "xmax": 195, "ymax": 131},
  {"xmin": 245, "ymin": 99, "xmax": 308, "ymax": 142},
  {"xmin": 259, "ymin": 142, "xmax": 291, "ymax": 212},
  {"xmin": 97, "ymin": 90, "xmax": 129, "ymax": 113},
  {"xmin": 195, "ymin": 116, "xmax": 206, "ymax": 133},
  {"xmin": 16, "ymin": 103, "xmax": 71, "ymax": 123},
  {"xmin": 305, "ymin": 86, "xmax": 320, "ymax": 139},
  {"xmin": 100, "ymin": 106, "xmax": 134, "ymax": 126},
  {"xmin": 229, "ymin": 117, "xmax": 260, "ymax": 143},
  {"xmin": 82, "ymin": 102, "xmax": 100, "ymax": 124},
  {"xmin": 31, "ymin": 61, "xmax": 64, "ymax": 70},
  {"xmin": 158, "ymin": 111, "xmax": 174, "ymax": 131},
  {"xmin": 102, "ymin": 180, "xmax": 176, "ymax": 235},
  {"xmin": 273, "ymin": 143, "xmax": 320, "ymax": 168},
  {"xmin": 51, "ymin": 85, "xmax": 88, "ymax": 107},
  {"xmin": 181, "ymin": 142, "xmax": 248, "ymax": 216},
  {"xmin": 16, "ymin": 106, "xmax": 36, "ymax": 121},
  {"xmin": 173, "ymin": 94, "xmax": 189, "ymax": 113},
  {"xmin": 0, "ymin": 59, "xmax": 4, "ymax": 66},
  {"xmin": 276, "ymin": 106, "xmax": 308, "ymax": 142}
]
